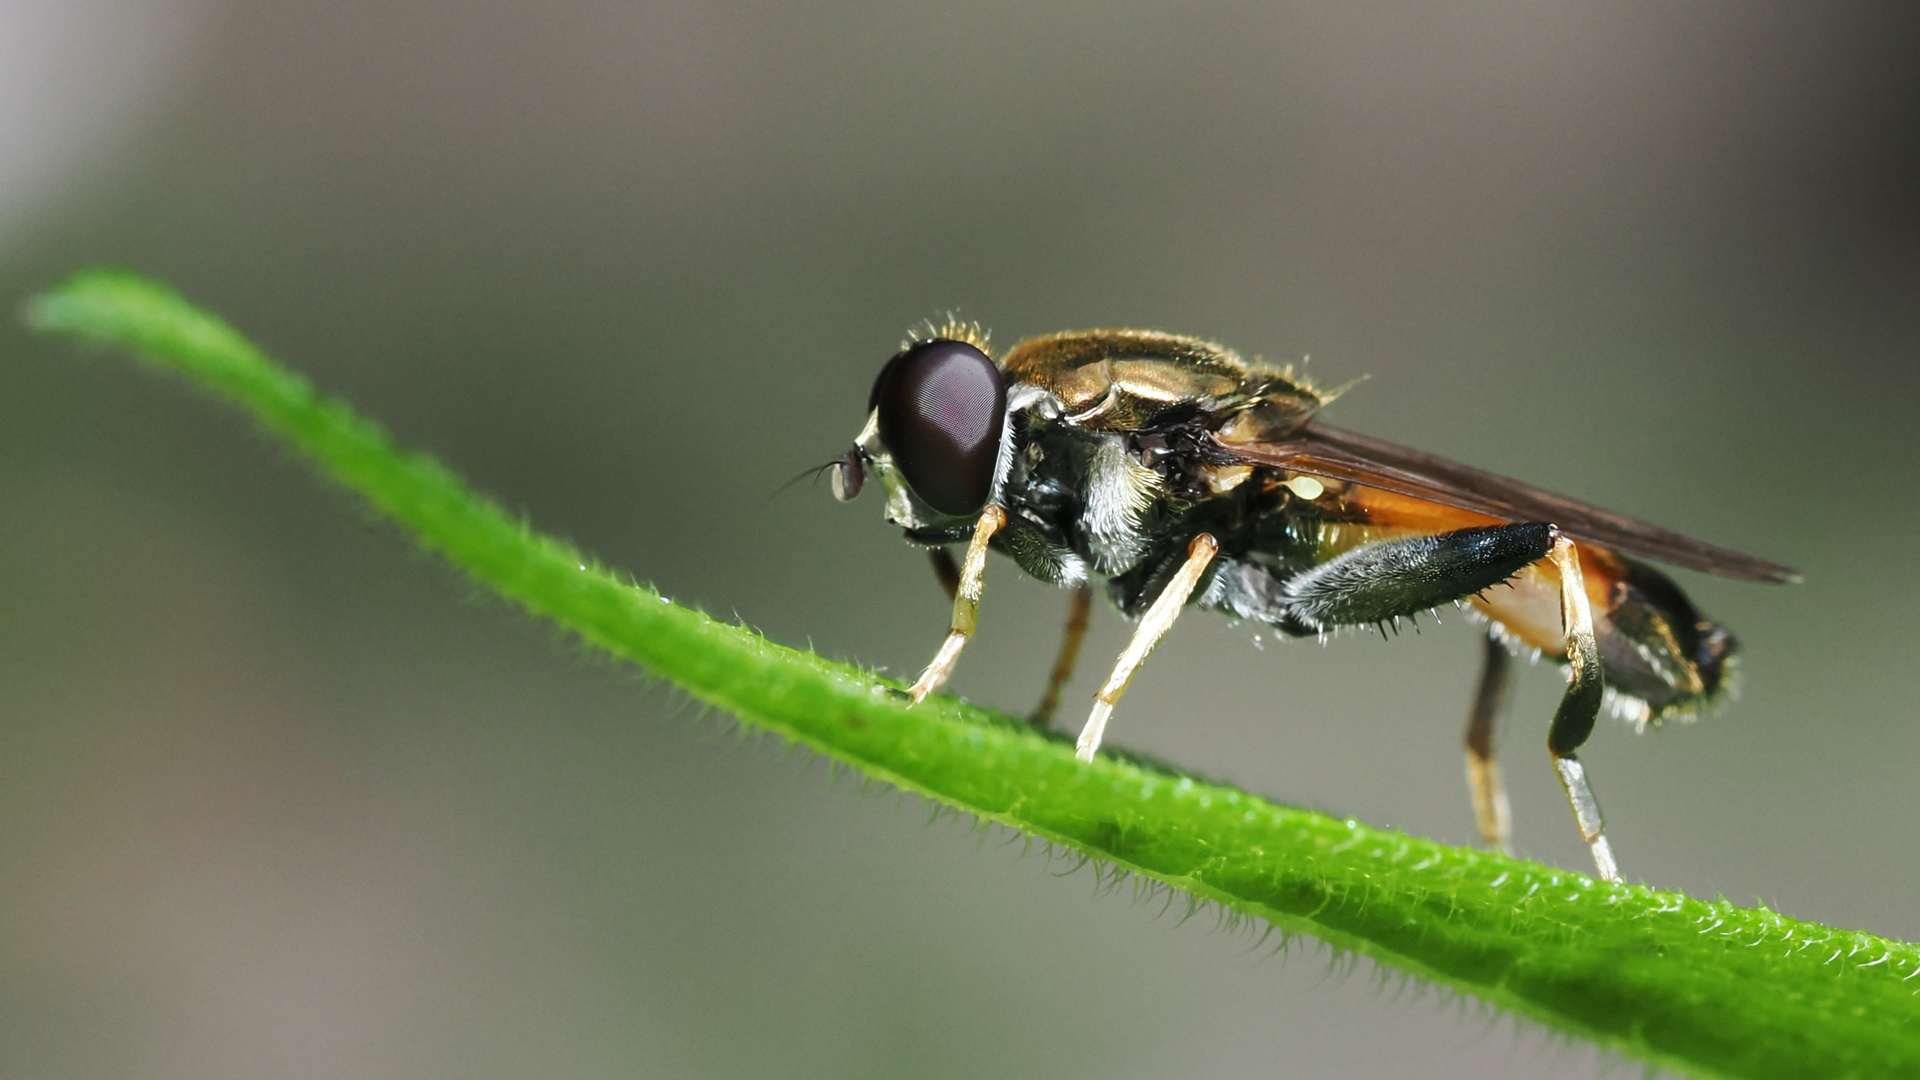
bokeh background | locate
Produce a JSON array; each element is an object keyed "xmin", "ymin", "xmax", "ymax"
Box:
[{"xmin": 2, "ymin": 3, "xmax": 1917, "ymax": 1077}]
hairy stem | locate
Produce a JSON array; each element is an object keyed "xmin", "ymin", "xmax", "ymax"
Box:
[{"xmin": 25, "ymin": 269, "xmax": 1920, "ymax": 1080}]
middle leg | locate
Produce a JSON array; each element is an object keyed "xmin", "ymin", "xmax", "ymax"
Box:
[
  {"xmin": 1075, "ymin": 534, "xmax": 1218, "ymax": 761},
  {"xmin": 1029, "ymin": 585, "xmax": 1093, "ymax": 728}
]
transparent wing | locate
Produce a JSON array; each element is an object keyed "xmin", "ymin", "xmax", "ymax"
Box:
[{"xmin": 1216, "ymin": 424, "xmax": 1799, "ymax": 584}]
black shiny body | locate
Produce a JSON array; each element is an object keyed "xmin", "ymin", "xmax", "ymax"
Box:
[
  {"xmin": 983, "ymin": 414, "xmax": 1552, "ymax": 637},
  {"xmin": 841, "ymin": 325, "xmax": 1794, "ymax": 877},
  {"xmin": 856, "ymin": 327, "xmax": 1779, "ymax": 727}
]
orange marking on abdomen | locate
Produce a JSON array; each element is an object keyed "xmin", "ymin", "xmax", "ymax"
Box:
[
  {"xmin": 1337, "ymin": 485, "xmax": 1627, "ymax": 652},
  {"xmin": 1346, "ymin": 486, "xmax": 1504, "ymax": 534},
  {"xmin": 1472, "ymin": 543, "xmax": 1624, "ymax": 653}
]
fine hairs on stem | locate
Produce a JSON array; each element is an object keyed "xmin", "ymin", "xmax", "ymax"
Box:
[{"xmin": 25, "ymin": 269, "xmax": 1920, "ymax": 1080}]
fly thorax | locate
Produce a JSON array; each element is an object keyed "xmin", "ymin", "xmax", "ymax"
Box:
[{"xmin": 1081, "ymin": 433, "xmax": 1160, "ymax": 574}]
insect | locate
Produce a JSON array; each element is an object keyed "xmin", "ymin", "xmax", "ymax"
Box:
[{"xmin": 829, "ymin": 322, "xmax": 1797, "ymax": 881}]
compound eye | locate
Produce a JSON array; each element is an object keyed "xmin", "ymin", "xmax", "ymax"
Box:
[{"xmin": 870, "ymin": 339, "xmax": 1006, "ymax": 517}]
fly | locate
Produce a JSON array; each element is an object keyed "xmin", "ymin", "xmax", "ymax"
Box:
[{"xmin": 829, "ymin": 322, "xmax": 1798, "ymax": 882}]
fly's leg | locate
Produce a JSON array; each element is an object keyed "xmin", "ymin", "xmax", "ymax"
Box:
[
  {"xmin": 1029, "ymin": 585, "xmax": 1093, "ymax": 728},
  {"xmin": 1075, "ymin": 534, "xmax": 1218, "ymax": 761},
  {"xmin": 930, "ymin": 532, "xmax": 1095, "ymax": 729},
  {"xmin": 1464, "ymin": 628, "xmax": 1515, "ymax": 854},
  {"xmin": 1249, "ymin": 522, "xmax": 1614, "ymax": 872},
  {"xmin": 1273, "ymin": 522, "xmax": 1541, "ymax": 853},
  {"xmin": 928, "ymin": 547, "xmax": 961, "ymax": 601},
  {"xmin": 907, "ymin": 506, "xmax": 1006, "ymax": 703},
  {"xmin": 1546, "ymin": 533, "xmax": 1620, "ymax": 882},
  {"xmin": 1275, "ymin": 523, "xmax": 1618, "ymax": 878},
  {"xmin": 1278, "ymin": 523, "xmax": 1554, "ymax": 632}
]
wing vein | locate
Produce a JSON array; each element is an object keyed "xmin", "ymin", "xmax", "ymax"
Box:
[{"xmin": 1214, "ymin": 424, "xmax": 1798, "ymax": 584}]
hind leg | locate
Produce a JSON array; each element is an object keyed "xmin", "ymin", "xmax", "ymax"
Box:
[
  {"xmin": 1464, "ymin": 628, "xmax": 1515, "ymax": 854},
  {"xmin": 1237, "ymin": 522, "xmax": 1617, "ymax": 876},
  {"xmin": 1545, "ymin": 534, "xmax": 1620, "ymax": 882}
]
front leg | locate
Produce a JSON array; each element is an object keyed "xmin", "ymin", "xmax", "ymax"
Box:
[
  {"xmin": 927, "ymin": 547, "xmax": 961, "ymax": 601},
  {"xmin": 907, "ymin": 506, "xmax": 1007, "ymax": 702}
]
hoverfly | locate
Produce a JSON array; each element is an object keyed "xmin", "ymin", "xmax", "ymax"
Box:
[{"xmin": 829, "ymin": 322, "xmax": 1796, "ymax": 881}]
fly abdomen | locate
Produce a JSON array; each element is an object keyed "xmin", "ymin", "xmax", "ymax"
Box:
[{"xmin": 1598, "ymin": 559, "xmax": 1740, "ymax": 723}]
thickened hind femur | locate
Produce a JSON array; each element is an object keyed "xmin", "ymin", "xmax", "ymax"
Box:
[{"xmin": 870, "ymin": 339, "xmax": 1006, "ymax": 517}]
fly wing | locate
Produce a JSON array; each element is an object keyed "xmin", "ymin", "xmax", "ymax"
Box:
[{"xmin": 1216, "ymin": 423, "xmax": 1799, "ymax": 583}]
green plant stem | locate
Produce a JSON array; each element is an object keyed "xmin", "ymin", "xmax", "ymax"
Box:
[{"xmin": 25, "ymin": 269, "xmax": 1920, "ymax": 1080}]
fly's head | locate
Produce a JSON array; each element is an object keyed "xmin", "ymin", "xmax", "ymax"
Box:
[{"xmin": 831, "ymin": 336, "xmax": 1009, "ymax": 540}]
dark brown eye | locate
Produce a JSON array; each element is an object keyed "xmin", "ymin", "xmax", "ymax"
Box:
[{"xmin": 870, "ymin": 339, "xmax": 1006, "ymax": 516}]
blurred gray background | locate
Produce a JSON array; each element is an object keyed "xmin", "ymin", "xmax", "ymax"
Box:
[{"xmin": 2, "ymin": 3, "xmax": 1916, "ymax": 1077}]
